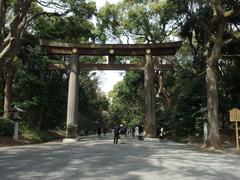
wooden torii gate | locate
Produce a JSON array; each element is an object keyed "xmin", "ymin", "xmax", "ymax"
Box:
[{"xmin": 40, "ymin": 39, "xmax": 182, "ymax": 141}]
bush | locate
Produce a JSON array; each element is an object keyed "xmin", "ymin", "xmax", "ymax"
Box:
[
  {"xmin": 0, "ymin": 117, "xmax": 15, "ymax": 136},
  {"xmin": 19, "ymin": 122, "xmax": 54, "ymax": 143}
]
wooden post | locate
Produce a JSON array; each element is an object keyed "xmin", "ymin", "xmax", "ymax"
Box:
[
  {"xmin": 108, "ymin": 56, "xmax": 114, "ymax": 64},
  {"xmin": 236, "ymin": 121, "xmax": 239, "ymax": 149},
  {"xmin": 65, "ymin": 49, "xmax": 79, "ymax": 139},
  {"xmin": 144, "ymin": 49, "xmax": 157, "ymax": 137},
  {"xmin": 229, "ymin": 108, "xmax": 240, "ymax": 150}
]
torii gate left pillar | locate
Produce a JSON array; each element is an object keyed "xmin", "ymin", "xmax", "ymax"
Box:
[{"xmin": 64, "ymin": 50, "xmax": 79, "ymax": 141}]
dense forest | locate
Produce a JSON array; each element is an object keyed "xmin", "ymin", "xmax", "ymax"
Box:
[{"xmin": 0, "ymin": 0, "xmax": 239, "ymax": 149}]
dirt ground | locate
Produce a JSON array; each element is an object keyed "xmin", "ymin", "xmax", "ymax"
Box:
[
  {"xmin": 0, "ymin": 135, "xmax": 31, "ymax": 146},
  {"xmin": 0, "ymin": 130, "xmax": 65, "ymax": 147}
]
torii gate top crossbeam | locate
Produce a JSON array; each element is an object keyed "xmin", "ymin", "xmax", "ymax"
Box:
[{"xmin": 39, "ymin": 39, "xmax": 182, "ymax": 56}]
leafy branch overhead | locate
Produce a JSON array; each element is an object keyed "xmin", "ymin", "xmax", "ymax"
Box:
[
  {"xmin": 0, "ymin": 0, "xmax": 91, "ymax": 70},
  {"xmin": 96, "ymin": 0, "xmax": 182, "ymax": 43}
]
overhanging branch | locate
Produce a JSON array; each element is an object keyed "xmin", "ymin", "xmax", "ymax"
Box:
[
  {"xmin": 224, "ymin": 0, "xmax": 239, "ymax": 18},
  {"xmin": 26, "ymin": 11, "xmax": 69, "ymax": 28},
  {"xmin": 37, "ymin": 0, "xmax": 68, "ymax": 11},
  {"xmin": 223, "ymin": 32, "xmax": 240, "ymax": 45}
]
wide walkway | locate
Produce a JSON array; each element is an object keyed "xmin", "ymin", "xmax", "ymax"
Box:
[{"xmin": 0, "ymin": 134, "xmax": 240, "ymax": 180}]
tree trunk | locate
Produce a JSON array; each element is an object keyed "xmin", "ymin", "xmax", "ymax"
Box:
[
  {"xmin": 156, "ymin": 71, "xmax": 171, "ymax": 109},
  {"xmin": 3, "ymin": 65, "xmax": 15, "ymax": 118},
  {"xmin": 0, "ymin": 60, "xmax": 4, "ymax": 74},
  {"xmin": 205, "ymin": 55, "xmax": 220, "ymax": 148},
  {"xmin": 0, "ymin": 70, "xmax": 4, "ymax": 116}
]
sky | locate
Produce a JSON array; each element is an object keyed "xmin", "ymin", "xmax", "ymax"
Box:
[
  {"xmin": 93, "ymin": 0, "xmax": 124, "ymax": 95},
  {"xmin": 94, "ymin": 70, "xmax": 125, "ymax": 94},
  {"xmin": 95, "ymin": 0, "xmax": 121, "ymax": 9}
]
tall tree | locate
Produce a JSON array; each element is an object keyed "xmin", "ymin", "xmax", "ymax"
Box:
[
  {"xmin": 0, "ymin": 0, "xmax": 95, "ymax": 118},
  {"xmin": 0, "ymin": 0, "xmax": 68, "ymax": 118},
  {"xmin": 175, "ymin": 0, "xmax": 240, "ymax": 148},
  {"xmin": 0, "ymin": 0, "xmax": 32, "ymax": 117}
]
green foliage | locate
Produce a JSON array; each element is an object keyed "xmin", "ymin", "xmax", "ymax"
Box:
[
  {"xmin": 19, "ymin": 122, "xmax": 55, "ymax": 143},
  {"xmin": 14, "ymin": 40, "xmax": 68, "ymax": 129},
  {"xmin": 33, "ymin": 0, "xmax": 96, "ymax": 43},
  {"xmin": 96, "ymin": 2, "xmax": 123, "ymax": 43},
  {"xmin": 154, "ymin": 59, "xmax": 206, "ymax": 137},
  {"xmin": 0, "ymin": 118, "xmax": 14, "ymax": 136},
  {"xmin": 217, "ymin": 43, "xmax": 240, "ymax": 128},
  {"xmin": 78, "ymin": 73, "xmax": 109, "ymax": 132},
  {"xmin": 96, "ymin": 0, "xmax": 180, "ymax": 43},
  {"xmin": 109, "ymin": 71, "xmax": 144, "ymax": 128},
  {"xmin": 64, "ymin": 0, "xmax": 96, "ymax": 17},
  {"xmin": 35, "ymin": 16, "xmax": 95, "ymax": 42}
]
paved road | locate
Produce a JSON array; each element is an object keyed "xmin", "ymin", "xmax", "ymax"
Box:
[{"xmin": 0, "ymin": 135, "xmax": 240, "ymax": 180}]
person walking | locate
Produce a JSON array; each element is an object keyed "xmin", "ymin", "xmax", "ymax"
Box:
[
  {"xmin": 131, "ymin": 127, "xmax": 135, "ymax": 137},
  {"xmin": 119, "ymin": 124, "xmax": 127, "ymax": 144},
  {"xmin": 135, "ymin": 126, "xmax": 139, "ymax": 139},
  {"xmin": 159, "ymin": 127, "xmax": 165, "ymax": 140},
  {"xmin": 138, "ymin": 124, "xmax": 144, "ymax": 141},
  {"xmin": 113, "ymin": 125, "xmax": 120, "ymax": 144},
  {"xmin": 103, "ymin": 128, "xmax": 107, "ymax": 136},
  {"xmin": 97, "ymin": 127, "xmax": 101, "ymax": 138}
]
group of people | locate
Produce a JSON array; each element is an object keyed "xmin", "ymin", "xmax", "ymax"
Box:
[
  {"xmin": 133, "ymin": 125, "xmax": 144, "ymax": 141},
  {"xmin": 113, "ymin": 124, "xmax": 166, "ymax": 144},
  {"xmin": 113, "ymin": 124, "xmax": 127, "ymax": 144},
  {"xmin": 157, "ymin": 127, "xmax": 166, "ymax": 140},
  {"xmin": 96, "ymin": 127, "xmax": 107, "ymax": 138},
  {"xmin": 113, "ymin": 124, "xmax": 145, "ymax": 144}
]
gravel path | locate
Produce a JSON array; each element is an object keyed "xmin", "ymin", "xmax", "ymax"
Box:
[{"xmin": 0, "ymin": 135, "xmax": 239, "ymax": 180}]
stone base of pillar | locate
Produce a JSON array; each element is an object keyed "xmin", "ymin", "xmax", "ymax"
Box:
[
  {"xmin": 62, "ymin": 138, "xmax": 78, "ymax": 143},
  {"xmin": 66, "ymin": 125, "xmax": 78, "ymax": 138}
]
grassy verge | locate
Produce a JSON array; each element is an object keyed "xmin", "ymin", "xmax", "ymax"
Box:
[{"xmin": 0, "ymin": 128, "xmax": 65, "ymax": 147}]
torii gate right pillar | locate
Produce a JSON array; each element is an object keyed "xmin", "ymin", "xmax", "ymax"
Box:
[{"xmin": 144, "ymin": 50, "xmax": 157, "ymax": 137}]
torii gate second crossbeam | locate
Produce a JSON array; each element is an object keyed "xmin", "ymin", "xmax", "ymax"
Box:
[{"xmin": 40, "ymin": 39, "xmax": 182, "ymax": 141}]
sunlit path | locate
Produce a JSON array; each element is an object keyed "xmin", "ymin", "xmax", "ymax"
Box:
[{"xmin": 0, "ymin": 135, "xmax": 239, "ymax": 180}]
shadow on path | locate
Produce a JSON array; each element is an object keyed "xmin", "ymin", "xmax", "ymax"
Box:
[{"xmin": 0, "ymin": 135, "xmax": 240, "ymax": 180}]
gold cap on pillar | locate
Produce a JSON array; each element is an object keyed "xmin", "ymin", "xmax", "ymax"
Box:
[
  {"xmin": 146, "ymin": 49, "xmax": 151, "ymax": 54},
  {"xmin": 109, "ymin": 49, "xmax": 115, "ymax": 54},
  {"xmin": 72, "ymin": 48, "xmax": 78, "ymax": 54}
]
